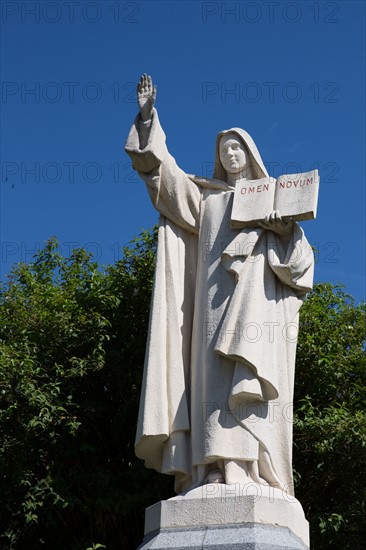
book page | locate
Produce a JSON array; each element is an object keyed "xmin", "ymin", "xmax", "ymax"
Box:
[
  {"xmin": 231, "ymin": 177, "xmax": 276, "ymax": 228},
  {"xmin": 274, "ymin": 169, "xmax": 319, "ymax": 221}
]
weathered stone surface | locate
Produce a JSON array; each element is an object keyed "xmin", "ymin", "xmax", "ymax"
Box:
[
  {"xmin": 139, "ymin": 523, "xmax": 308, "ymax": 549},
  {"xmin": 143, "ymin": 485, "xmax": 309, "ymax": 548},
  {"xmin": 231, "ymin": 170, "xmax": 319, "ymax": 228},
  {"xmin": 127, "ymin": 76, "xmax": 313, "ymax": 550},
  {"xmin": 126, "ymin": 75, "xmax": 315, "ymax": 496}
]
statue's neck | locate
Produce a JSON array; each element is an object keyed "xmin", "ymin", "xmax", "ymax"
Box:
[{"xmin": 226, "ymin": 166, "xmax": 253, "ymax": 187}]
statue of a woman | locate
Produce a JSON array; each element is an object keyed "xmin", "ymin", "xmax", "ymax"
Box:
[{"xmin": 125, "ymin": 74, "xmax": 314, "ymax": 495}]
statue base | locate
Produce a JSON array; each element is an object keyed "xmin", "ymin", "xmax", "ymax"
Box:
[{"xmin": 138, "ymin": 484, "xmax": 309, "ymax": 549}]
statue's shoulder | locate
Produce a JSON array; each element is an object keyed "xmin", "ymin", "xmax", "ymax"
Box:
[{"xmin": 187, "ymin": 174, "xmax": 230, "ymax": 191}]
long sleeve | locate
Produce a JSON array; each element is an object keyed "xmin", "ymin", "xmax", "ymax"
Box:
[
  {"xmin": 267, "ymin": 224, "xmax": 314, "ymax": 294},
  {"xmin": 130, "ymin": 112, "xmax": 200, "ymax": 483},
  {"xmin": 125, "ymin": 109, "xmax": 201, "ymax": 234}
]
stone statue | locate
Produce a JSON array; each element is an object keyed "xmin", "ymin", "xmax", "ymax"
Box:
[{"xmin": 125, "ymin": 74, "xmax": 314, "ymax": 497}]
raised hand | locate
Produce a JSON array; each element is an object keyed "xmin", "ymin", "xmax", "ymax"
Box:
[{"xmin": 137, "ymin": 74, "xmax": 157, "ymax": 122}]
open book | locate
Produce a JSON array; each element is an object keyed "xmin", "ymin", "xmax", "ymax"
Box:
[{"xmin": 231, "ymin": 169, "xmax": 319, "ymax": 228}]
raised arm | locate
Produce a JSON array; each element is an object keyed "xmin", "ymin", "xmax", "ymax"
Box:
[
  {"xmin": 137, "ymin": 73, "xmax": 157, "ymax": 149},
  {"xmin": 125, "ymin": 74, "xmax": 201, "ymax": 234}
]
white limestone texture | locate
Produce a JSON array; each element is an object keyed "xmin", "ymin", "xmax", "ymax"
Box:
[
  {"xmin": 231, "ymin": 169, "xmax": 319, "ymax": 228},
  {"xmin": 125, "ymin": 75, "xmax": 314, "ymax": 498},
  {"xmin": 139, "ymin": 524, "xmax": 308, "ymax": 550},
  {"xmin": 143, "ymin": 485, "xmax": 309, "ymax": 548}
]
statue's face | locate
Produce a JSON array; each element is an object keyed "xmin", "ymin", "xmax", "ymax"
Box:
[{"xmin": 219, "ymin": 134, "xmax": 249, "ymax": 175}]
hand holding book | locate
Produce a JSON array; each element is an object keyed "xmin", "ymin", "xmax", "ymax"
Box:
[
  {"xmin": 257, "ymin": 210, "xmax": 294, "ymax": 238},
  {"xmin": 231, "ymin": 169, "xmax": 320, "ymax": 229}
]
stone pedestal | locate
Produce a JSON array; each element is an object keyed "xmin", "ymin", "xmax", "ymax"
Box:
[{"xmin": 138, "ymin": 484, "xmax": 309, "ymax": 549}]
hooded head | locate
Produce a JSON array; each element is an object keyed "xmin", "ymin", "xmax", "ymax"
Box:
[{"xmin": 213, "ymin": 128, "xmax": 268, "ymax": 183}]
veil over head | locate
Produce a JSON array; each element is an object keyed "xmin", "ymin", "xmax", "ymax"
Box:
[{"xmin": 214, "ymin": 128, "xmax": 269, "ymax": 181}]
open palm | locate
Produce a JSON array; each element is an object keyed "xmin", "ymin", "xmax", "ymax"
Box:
[{"xmin": 137, "ymin": 74, "xmax": 157, "ymax": 122}]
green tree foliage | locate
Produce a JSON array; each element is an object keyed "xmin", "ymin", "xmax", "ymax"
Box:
[
  {"xmin": 294, "ymin": 283, "xmax": 366, "ymax": 549},
  {"xmin": 0, "ymin": 232, "xmax": 365, "ymax": 549},
  {"xmin": 0, "ymin": 232, "xmax": 172, "ymax": 550}
]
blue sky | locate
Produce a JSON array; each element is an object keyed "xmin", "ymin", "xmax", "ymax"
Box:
[{"xmin": 1, "ymin": 0, "xmax": 365, "ymax": 302}]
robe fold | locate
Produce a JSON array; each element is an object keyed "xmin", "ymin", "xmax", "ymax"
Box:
[{"xmin": 125, "ymin": 109, "xmax": 314, "ymax": 493}]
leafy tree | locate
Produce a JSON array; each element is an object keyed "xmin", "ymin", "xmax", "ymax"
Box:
[
  {"xmin": 0, "ymin": 231, "xmax": 364, "ymax": 549},
  {"xmin": 294, "ymin": 283, "xmax": 366, "ymax": 549},
  {"xmin": 0, "ymin": 231, "xmax": 172, "ymax": 550}
]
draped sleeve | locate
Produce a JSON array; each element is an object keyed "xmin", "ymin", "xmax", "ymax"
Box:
[
  {"xmin": 267, "ymin": 224, "xmax": 314, "ymax": 294},
  {"xmin": 125, "ymin": 110, "xmax": 200, "ymax": 487},
  {"xmin": 125, "ymin": 109, "xmax": 201, "ymax": 234},
  {"xmin": 214, "ymin": 223, "xmax": 314, "ymax": 402}
]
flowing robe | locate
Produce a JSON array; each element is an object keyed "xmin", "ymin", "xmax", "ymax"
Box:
[{"xmin": 125, "ymin": 110, "xmax": 314, "ymax": 494}]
